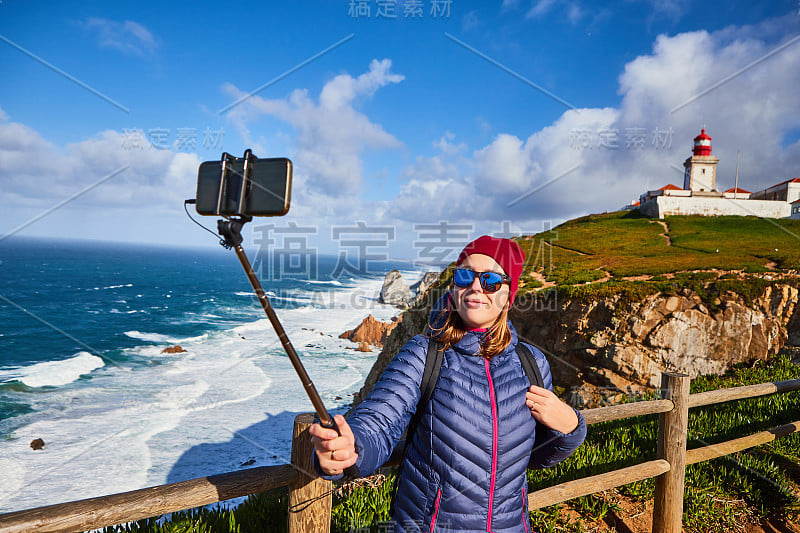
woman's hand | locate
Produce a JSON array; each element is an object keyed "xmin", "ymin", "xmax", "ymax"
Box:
[
  {"xmin": 309, "ymin": 414, "xmax": 358, "ymax": 476},
  {"xmin": 526, "ymin": 385, "xmax": 579, "ymax": 434}
]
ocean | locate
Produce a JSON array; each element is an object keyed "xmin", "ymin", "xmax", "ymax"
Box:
[{"xmin": 0, "ymin": 236, "xmax": 420, "ymax": 513}]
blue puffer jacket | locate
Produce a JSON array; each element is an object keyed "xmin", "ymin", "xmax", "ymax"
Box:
[{"xmin": 323, "ymin": 322, "xmax": 587, "ymax": 532}]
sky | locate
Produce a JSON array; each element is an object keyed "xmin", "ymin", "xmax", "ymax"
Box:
[{"xmin": 1, "ymin": 0, "xmax": 800, "ymax": 264}]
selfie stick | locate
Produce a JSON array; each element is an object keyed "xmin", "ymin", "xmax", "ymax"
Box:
[
  {"xmin": 189, "ymin": 150, "xmax": 359, "ymax": 480},
  {"xmin": 216, "ymin": 217, "xmax": 341, "ymax": 432},
  {"xmin": 188, "ymin": 150, "xmax": 358, "ymax": 479},
  {"xmin": 217, "ymin": 219, "xmax": 360, "ymax": 477}
]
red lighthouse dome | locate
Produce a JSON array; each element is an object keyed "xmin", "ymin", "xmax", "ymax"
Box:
[{"xmin": 693, "ymin": 128, "xmax": 712, "ymax": 156}]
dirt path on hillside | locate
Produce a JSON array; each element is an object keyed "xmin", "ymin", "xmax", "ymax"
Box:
[
  {"xmin": 650, "ymin": 220, "xmax": 672, "ymax": 246},
  {"xmin": 529, "ymin": 270, "xmax": 557, "ymax": 290},
  {"xmin": 543, "ymin": 240, "xmax": 591, "ymax": 256},
  {"xmin": 585, "ymin": 269, "xmax": 612, "ymax": 285}
]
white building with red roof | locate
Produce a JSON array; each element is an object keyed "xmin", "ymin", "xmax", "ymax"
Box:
[
  {"xmin": 636, "ymin": 129, "xmax": 794, "ymax": 219},
  {"xmin": 683, "ymin": 128, "xmax": 719, "ymax": 192},
  {"xmin": 723, "ymin": 187, "xmax": 751, "ymax": 199},
  {"xmin": 791, "ymin": 199, "xmax": 800, "ymax": 220},
  {"xmin": 750, "ymin": 177, "xmax": 800, "ymax": 203}
]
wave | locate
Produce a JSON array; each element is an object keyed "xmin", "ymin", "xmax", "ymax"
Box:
[
  {"xmin": 0, "ymin": 267, "xmax": 427, "ymax": 511},
  {"xmin": 89, "ymin": 283, "xmax": 134, "ymax": 291},
  {"xmin": 124, "ymin": 331, "xmax": 182, "ymax": 343},
  {"xmin": 0, "ymin": 352, "xmax": 104, "ymax": 387},
  {"xmin": 234, "ymin": 290, "xmax": 280, "ymax": 297}
]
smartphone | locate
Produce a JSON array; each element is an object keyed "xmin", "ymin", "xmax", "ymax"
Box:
[{"xmin": 195, "ymin": 154, "xmax": 292, "ymax": 217}]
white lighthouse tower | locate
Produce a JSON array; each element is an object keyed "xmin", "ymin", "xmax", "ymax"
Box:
[{"xmin": 683, "ymin": 128, "xmax": 719, "ymax": 192}]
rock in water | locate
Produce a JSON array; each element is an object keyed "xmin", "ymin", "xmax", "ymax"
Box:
[
  {"xmin": 379, "ymin": 270, "xmax": 414, "ymax": 306},
  {"xmin": 409, "ymin": 272, "xmax": 441, "ymax": 306},
  {"xmin": 161, "ymin": 345, "xmax": 187, "ymax": 354},
  {"xmin": 30, "ymin": 438, "xmax": 45, "ymax": 450},
  {"xmin": 339, "ymin": 314, "xmax": 399, "ymax": 347}
]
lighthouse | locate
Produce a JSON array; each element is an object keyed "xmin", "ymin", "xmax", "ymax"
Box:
[{"xmin": 683, "ymin": 128, "xmax": 719, "ymax": 192}]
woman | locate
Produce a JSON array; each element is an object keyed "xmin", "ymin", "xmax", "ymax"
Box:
[{"xmin": 310, "ymin": 235, "xmax": 587, "ymax": 532}]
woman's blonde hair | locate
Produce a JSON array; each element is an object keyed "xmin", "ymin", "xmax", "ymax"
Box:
[{"xmin": 427, "ymin": 293, "xmax": 512, "ymax": 359}]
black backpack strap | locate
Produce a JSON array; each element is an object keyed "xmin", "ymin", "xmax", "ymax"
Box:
[
  {"xmin": 516, "ymin": 342, "xmax": 544, "ymax": 389},
  {"xmin": 390, "ymin": 338, "xmax": 443, "ymax": 514},
  {"xmin": 518, "ymin": 342, "xmax": 551, "ymax": 471}
]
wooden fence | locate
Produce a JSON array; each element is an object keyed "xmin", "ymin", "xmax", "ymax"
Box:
[{"xmin": 1, "ymin": 373, "xmax": 799, "ymax": 533}]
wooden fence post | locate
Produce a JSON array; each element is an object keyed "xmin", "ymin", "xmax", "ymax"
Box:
[
  {"xmin": 289, "ymin": 413, "xmax": 332, "ymax": 533},
  {"xmin": 652, "ymin": 372, "xmax": 691, "ymax": 533}
]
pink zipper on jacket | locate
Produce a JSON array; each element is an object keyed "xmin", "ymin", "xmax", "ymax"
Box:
[
  {"xmin": 430, "ymin": 488, "xmax": 442, "ymax": 532},
  {"xmin": 484, "ymin": 358, "xmax": 499, "ymax": 532},
  {"xmin": 522, "ymin": 487, "xmax": 529, "ymax": 532}
]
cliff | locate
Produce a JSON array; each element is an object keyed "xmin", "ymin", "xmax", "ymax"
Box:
[
  {"xmin": 511, "ymin": 279, "xmax": 800, "ymax": 406},
  {"xmin": 352, "ymin": 212, "xmax": 800, "ymax": 409}
]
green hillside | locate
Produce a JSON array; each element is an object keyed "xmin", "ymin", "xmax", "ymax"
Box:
[{"xmin": 514, "ymin": 211, "xmax": 800, "ymax": 300}]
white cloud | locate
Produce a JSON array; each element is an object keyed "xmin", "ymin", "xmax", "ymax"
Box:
[
  {"xmin": 517, "ymin": 0, "xmax": 584, "ymax": 23},
  {"xmin": 526, "ymin": 0, "xmax": 558, "ymax": 19},
  {"xmin": 640, "ymin": 0, "xmax": 691, "ymax": 21},
  {"xmin": 462, "ymin": 10, "xmax": 480, "ymax": 31},
  {"xmin": 474, "ymin": 134, "xmax": 530, "ymax": 192},
  {"xmin": 386, "ymin": 134, "xmax": 475, "ymax": 222},
  {"xmin": 384, "ymin": 16, "xmax": 800, "ymax": 226},
  {"xmin": 433, "ymin": 132, "xmax": 466, "ymax": 156},
  {"xmin": 617, "ymin": 23, "xmax": 800, "ymax": 186},
  {"xmin": 566, "ymin": 3, "xmax": 584, "ymax": 25},
  {"xmin": 223, "ymin": 59, "xmax": 404, "ymax": 198},
  {"xmin": 82, "ymin": 18, "xmax": 158, "ymax": 56},
  {"xmin": 0, "ymin": 120, "xmax": 198, "ymax": 216},
  {"xmin": 319, "ymin": 59, "xmax": 404, "ymax": 110}
]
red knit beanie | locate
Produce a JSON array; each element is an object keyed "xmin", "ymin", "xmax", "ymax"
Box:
[{"xmin": 457, "ymin": 235, "xmax": 526, "ymax": 302}]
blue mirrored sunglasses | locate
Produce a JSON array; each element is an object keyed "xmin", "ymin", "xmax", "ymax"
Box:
[{"xmin": 452, "ymin": 268, "xmax": 510, "ymax": 293}]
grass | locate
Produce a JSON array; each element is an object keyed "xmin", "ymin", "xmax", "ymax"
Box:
[
  {"xmin": 96, "ymin": 349, "xmax": 800, "ymax": 533},
  {"xmin": 98, "ymin": 490, "xmax": 290, "ymax": 533},
  {"xmin": 527, "ymin": 349, "xmax": 800, "ymax": 532},
  {"xmin": 515, "ymin": 211, "xmax": 800, "ymax": 288}
]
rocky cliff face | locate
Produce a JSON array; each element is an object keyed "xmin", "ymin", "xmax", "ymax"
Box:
[
  {"xmin": 339, "ymin": 314, "xmax": 399, "ymax": 349},
  {"xmin": 353, "ymin": 278, "xmax": 800, "ymax": 409},
  {"xmin": 510, "ymin": 282, "xmax": 800, "ymax": 404}
]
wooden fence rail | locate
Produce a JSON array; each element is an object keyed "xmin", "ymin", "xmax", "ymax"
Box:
[{"xmin": 2, "ymin": 375, "xmax": 799, "ymax": 533}]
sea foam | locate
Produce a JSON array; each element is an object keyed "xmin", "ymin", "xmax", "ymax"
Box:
[
  {"xmin": 124, "ymin": 331, "xmax": 182, "ymax": 343},
  {"xmin": 0, "ymin": 352, "xmax": 105, "ymax": 387},
  {"xmin": 0, "ymin": 269, "xmax": 423, "ymax": 512}
]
